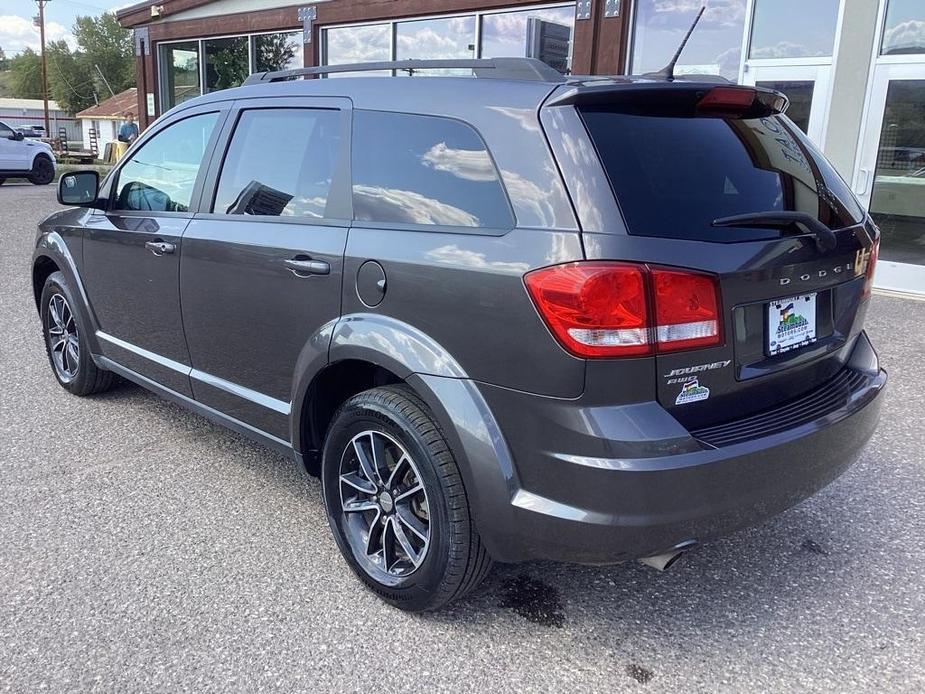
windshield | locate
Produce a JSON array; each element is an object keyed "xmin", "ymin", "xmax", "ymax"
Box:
[{"xmin": 580, "ymin": 109, "xmax": 864, "ymax": 242}]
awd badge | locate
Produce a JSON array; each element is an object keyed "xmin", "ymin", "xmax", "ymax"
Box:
[{"xmin": 675, "ymin": 378, "xmax": 710, "ymax": 405}]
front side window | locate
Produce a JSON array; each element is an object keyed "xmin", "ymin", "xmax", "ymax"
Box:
[
  {"xmin": 631, "ymin": 0, "xmax": 747, "ymax": 81},
  {"xmin": 0, "ymin": 122, "xmax": 13, "ymax": 138},
  {"xmin": 882, "ymin": 0, "xmax": 925, "ymax": 55},
  {"xmin": 114, "ymin": 112, "xmax": 218, "ymax": 213},
  {"xmin": 213, "ymin": 108, "xmax": 341, "ymax": 218},
  {"xmin": 749, "ymin": 0, "xmax": 840, "ymax": 59},
  {"xmin": 352, "ymin": 111, "xmax": 513, "ymax": 229}
]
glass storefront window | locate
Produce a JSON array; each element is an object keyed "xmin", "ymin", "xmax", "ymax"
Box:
[
  {"xmin": 882, "ymin": 0, "xmax": 925, "ymax": 56},
  {"xmin": 631, "ymin": 0, "xmax": 747, "ymax": 81},
  {"xmin": 395, "ymin": 16, "xmax": 477, "ymax": 74},
  {"xmin": 869, "ymin": 80, "xmax": 925, "ymax": 265},
  {"xmin": 253, "ymin": 32, "xmax": 303, "ymax": 72},
  {"xmin": 325, "ymin": 24, "xmax": 391, "ymax": 64},
  {"xmin": 756, "ymin": 81, "xmax": 814, "ymax": 134},
  {"xmin": 749, "ymin": 0, "xmax": 840, "ymax": 59},
  {"xmin": 159, "ymin": 42, "xmax": 200, "ymax": 110},
  {"xmin": 204, "ymin": 36, "xmax": 249, "ymax": 93},
  {"xmin": 481, "ymin": 6, "xmax": 575, "ymax": 74}
]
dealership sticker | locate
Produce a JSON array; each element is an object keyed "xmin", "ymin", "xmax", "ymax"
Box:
[{"xmin": 675, "ymin": 378, "xmax": 710, "ymax": 405}]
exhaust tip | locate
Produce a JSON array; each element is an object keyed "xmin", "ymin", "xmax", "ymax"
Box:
[{"xmin": 638, "ymin": 540, "xmax": 698, "ymax": 572}]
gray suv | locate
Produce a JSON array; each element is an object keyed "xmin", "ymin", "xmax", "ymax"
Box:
[{"xmin": 33, "ymin": 59, "xmax": 886, "ymax": 611}]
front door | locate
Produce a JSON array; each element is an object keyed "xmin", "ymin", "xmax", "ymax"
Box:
[
  {"xmin": 81, "ymin": 107, "xmax": 225, "ymax": 395},
  {"xmin": 180, "ymin": 98, "xmax": 351, "ymax": 441},
  {"xmin": 854, "ymin": 63, "xmax": 925, "ymax": 294},
  {"xmin": 743, "ymin": 65, "xmax": 831, "ymax": 145}
]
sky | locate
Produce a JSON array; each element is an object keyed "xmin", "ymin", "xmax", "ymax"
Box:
[{"xmin": 0, "ymin": 0, "xmax": 130, "ymax": 57}]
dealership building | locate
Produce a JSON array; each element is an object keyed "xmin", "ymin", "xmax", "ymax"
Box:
[{"xmin": 116, "ymin": 0, "xmax": 925, "ymax": 294}]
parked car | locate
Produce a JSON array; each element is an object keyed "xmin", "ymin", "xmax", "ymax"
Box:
[
  {"xmin": 32, "ymin": 58, "xmax": 885, "ymax": 611},
  {"xmin": 0, "ymin": 120, "xmax": 55, "ymax": 185},
  {"xmin": 16, "ymin": 125, "xmax": 47, "ymax": 139}
]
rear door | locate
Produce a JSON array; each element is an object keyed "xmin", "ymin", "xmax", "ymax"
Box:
[
  {"xmin": 564, "ymin": 89, "xmax": 878, "ymax": 429},
  {"xmin": 180, "ymin": 97, "xmax": 351, "ymax": 441}
]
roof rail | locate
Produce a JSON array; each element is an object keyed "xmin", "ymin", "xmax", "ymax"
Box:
[{"xmin": 243, "ymin": 57, "xmax": 566, "ymax": 85}]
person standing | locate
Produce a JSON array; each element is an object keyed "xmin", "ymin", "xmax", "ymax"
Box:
[{"xmin": 118, "ymin": 111, "xmax": 139, "ymax": 144}]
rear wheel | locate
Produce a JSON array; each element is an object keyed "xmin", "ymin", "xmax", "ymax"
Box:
[
  {"xmin": 29, "ymin": 156, "xmax": 54, "ymax": 185},
  {"xmin": 40, "ymin": 272, "xmax": 114, "ymax": 396},
  {"xmin": 322, "ymin": 385, "xmax": 492, "ymax": 611}
]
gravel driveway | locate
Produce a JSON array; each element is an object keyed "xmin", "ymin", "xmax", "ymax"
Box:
[{"xmin": 2, "ymin": 183, "xmax": 924, "ymax": 693}]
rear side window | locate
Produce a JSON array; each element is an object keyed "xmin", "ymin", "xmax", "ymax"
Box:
[
  {"xmin": 352, "ymin": 111, "xmax": 513, "ymax": 229},
  {"xmin": 580, "ymin": 110, "xmax": 863, "ymax": 242},
  {"xmin": 213, "ymin": 108, "xmax": 341, "ymax": 218},
  {"xmin": 114, "ymin": 112, "xmax": 218, "ymax": 213}
]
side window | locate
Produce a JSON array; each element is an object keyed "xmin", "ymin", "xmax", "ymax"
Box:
[
  {"xmin": 0, "ymin": 122, "xmax": 13, "ymax": 138},
  {"xmin": 213, "ymin": 108, "xmax": 342, "ymax": 218},
  {"xmin": 352, "ymin": 111, "xmax": 513, "ymax": 229},
  {"xmin": 113, "ymin": 112, "xmax": 218, "ymax": 213}
]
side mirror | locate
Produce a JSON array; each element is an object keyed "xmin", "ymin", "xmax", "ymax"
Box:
[
  {"xmin": 12, "ymin": 131, "xmax": 24, "ymax": 141},
  {"xmin": 58, "ymin": 171, "xmax": 100, "ymax": 207}
]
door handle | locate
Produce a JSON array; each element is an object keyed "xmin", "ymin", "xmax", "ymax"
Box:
[
  {"xmin": 856, "ymin": 168, "xmax": 871, "ymax": 197},
  {"xmin": 145, "ymin": 240, "xmax": 175, "ymax": 256},
  {"xmin": 284, "ymin": 257, "xmax": 330, "ymax": 277}
]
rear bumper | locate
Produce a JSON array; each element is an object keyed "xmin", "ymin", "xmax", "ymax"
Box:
[{"xmin": 473, "ymin": 331, "xmax": 886, "ymax": 564}]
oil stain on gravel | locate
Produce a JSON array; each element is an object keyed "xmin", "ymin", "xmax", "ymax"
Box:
[
  {"xmin": 626, "ymin": 664, "xmax": 655, "ymax": 684},
  {"xmin": 801, "ymin": 538, "xmax": 829, "ymax": 556},
  {"xmin": 498, "ymin": 574, "xmax": 565, "ymax": 628}
]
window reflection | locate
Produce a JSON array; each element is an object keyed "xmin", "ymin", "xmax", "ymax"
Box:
[
  {"xmin": 870, "ymin": 80, "xmax": 925, "ymax": 265},
  {"xmin": 324, "ymin": 24, "xmax": 391, "ymax": 76},
  {"xmin": 213, "ymin": 109, "xmax": 341, "ymax": 218},
  {"xmin": 253, "ymin": 32, "xmax": 303, "ymax": 72},
  {"xmin": 481, "ymin": 6, "xmax": 575, "ymax": 73},
  {"xmin": 204, "ymin": 36, "xmax": 249, "ymax": 93},
  {"xmin": 749, "ymin": 0, "xmax": 839, "ymax": 59},
  {"xmin": 115, "ymin": 112, "xmax": 217, "ymax": 212},
  {"xmin": 631, "ymin": 0, "xmax": 746, "ymax": 81},
  {"xmin": 882, "ymin": 0, "xmax": 925, "ymax": 55},
  {"xmin": 352, "ymin": 111, "xmax": 513, "ymax": 228},
  {"xmin": 395, "ymin": 16, "xmax": 476, "ymax": 75},
  {"xmin": 159, "ymin": 42, "xmax": 200, "ymax": 110}
]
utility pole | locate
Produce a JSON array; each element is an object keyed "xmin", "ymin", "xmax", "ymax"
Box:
[
  {"xmin": 95, "ymin": 64, "xmax": 115, "ymax": 98},
  {"xmin": 34, "ymin": 0, "xmax": 51, "ymax": 136}
]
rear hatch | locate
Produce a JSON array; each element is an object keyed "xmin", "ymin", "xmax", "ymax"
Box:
[{"xmin": 575, "ymin": 84, "xmax": 879, "ymax": 429}]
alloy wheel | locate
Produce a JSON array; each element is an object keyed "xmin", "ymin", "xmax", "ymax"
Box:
[
  {"xmin": 47, "ymin": 293, "xmax": 80, "ymax": 382},
  {"xmin": 338, "ymin": 430, "xmax": 431, "ymax": 578}
]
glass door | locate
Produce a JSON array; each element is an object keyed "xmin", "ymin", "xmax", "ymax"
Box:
[
  {"xmin": 742, "ymin": 64, "xmax": 831, "ymax": 144},
  {"xmin": 855, "ymin": 63, "xmax": 925, "ymax": 294}
]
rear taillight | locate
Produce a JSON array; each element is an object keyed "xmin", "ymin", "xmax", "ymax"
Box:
[
  {"xmin": 524, "ymin": 262, "xmax": 722, "ymax": 358},
  {"xmin": 862, "ymin": 239, "xmax": 879, "ymax": 299}
]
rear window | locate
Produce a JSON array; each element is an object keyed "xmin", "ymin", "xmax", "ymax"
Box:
[{"xmin": 580, "ymin": 109, "xmax": 863, "ymax": 241}]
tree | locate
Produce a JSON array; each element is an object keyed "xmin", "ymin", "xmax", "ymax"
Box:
[
  {"xmin": 47, "ymin": 40, "xmax": 97, "ymax": 114},
  {"xmin": 8, "ymin": 49, "xmax": 43, "ymax": 100},
  {"xmin": 0, "ymin": 45, "xmax": 8, "ymax": 71},
  {"xmin": 73, "ymin": 13, "xmax": 135, "ymax": 96}
]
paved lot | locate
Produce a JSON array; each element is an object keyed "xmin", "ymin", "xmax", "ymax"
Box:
[{"xmin": 1, "ymin": 183, "xmax": 924, "ymax": 693}]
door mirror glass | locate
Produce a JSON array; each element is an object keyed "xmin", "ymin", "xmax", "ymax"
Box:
[
  {"xmin": 58, "ymin": 171, "xmax": 100, "ymax": 206},
  {"xmin": 12, "ymin": 131, "xmax": 24, "ymax": 141}
]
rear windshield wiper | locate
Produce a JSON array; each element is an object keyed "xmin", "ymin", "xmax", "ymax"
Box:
[{"xmin": 712, "ymin": 211, "xmax": 838, "ymax": 252}]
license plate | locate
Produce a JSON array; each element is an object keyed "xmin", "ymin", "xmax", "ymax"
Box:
[{"xmin": 767, "ymin": 294, "xmax": 817, "ymax": 356}]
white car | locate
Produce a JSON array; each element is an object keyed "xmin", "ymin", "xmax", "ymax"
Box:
[{"xmin": 0, "ymin": 120, "xmax": 56, "ymax": 186}]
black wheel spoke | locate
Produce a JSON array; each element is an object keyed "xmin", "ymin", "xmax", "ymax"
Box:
[
  {"xmin": 340, "ymin": 472, "xmax": 377, "ymax": 495},
  {"xmin": 353, "ymin": 437, "xmax": 379, "ymax": 486},
  {"xmin": 390, "ymin": 516, "xmax": 424, "ymax": 568},
  {"xmin": 46, "ymin": 293, "xmax": 79, "ymax": 381},
  {"xmin": 395, "ymin": 505, "xmax": 428, "ymax": 543}
]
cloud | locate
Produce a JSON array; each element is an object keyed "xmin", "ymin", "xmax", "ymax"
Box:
[
  {"xmin": 421, "ymin": 142, "xmax": 496, "ymax": 182},
  {"xmin": 0, "ymin": 15, "xmax": 76, "ymax": 54},
  {"xmin": 646, "ymin": 0, "xmax": 747, "ymax": 29},
  {"xmin": 353, "ymin": 184, "xmax": 479, "ymax": 227},
  {"xmin": 883, "ymin": 19, "xmax": 925, "ymax": 54}
]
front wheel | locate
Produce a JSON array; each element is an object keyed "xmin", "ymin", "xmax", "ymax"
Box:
[
  {"xmin": 29, "ymin": 157, "xmax": 54, "ymax": 185},
  {"xmin": 322, "ymin": 386, "xmax": 492, "ymax": 611}
]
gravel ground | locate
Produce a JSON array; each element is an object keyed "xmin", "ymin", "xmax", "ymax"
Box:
[{"xmin": 1, "ymin": 183, "xmax": 924, "ymax": 693}]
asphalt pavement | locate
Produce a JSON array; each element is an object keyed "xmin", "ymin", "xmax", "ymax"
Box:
[{"xmin": 1, "ymin": 182, "xmax": 924, "ymax": 693}]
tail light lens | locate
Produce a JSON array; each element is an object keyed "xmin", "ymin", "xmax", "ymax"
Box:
[
  {"xmin": 862, "ymin": 239, "xmax": 879, "ymax": 299},
  {"xmin": 524, "ymin": 262, "xmax": 722, "ymax": 358},
  {"xmin": 651, "ymin": 268, "xmax": 722, "ymax": 352}
]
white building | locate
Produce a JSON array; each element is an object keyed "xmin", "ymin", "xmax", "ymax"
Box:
[
  {"xmin": 0, "ymin": 97, "xmax": 80, "ymax": 142},
  {"xmin": 75, "ymin": 89, "xmax": 139, "ymax": 154}
]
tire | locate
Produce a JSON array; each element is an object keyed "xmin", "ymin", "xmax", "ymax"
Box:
[
  {"xmin": 322, "ymin": 385, "xmax": 493, "ymax": 611},
  {"xmin": 29, "ymin": 156, "xmax": 54, "ymax": 185},
  {"xmin": 40, "ymin": 271, "xmax": 115, "ymax": 396}
]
